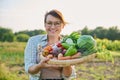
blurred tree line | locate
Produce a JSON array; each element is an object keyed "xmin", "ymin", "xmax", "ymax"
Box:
[
  {"xmin": 80, "ymin": 26, "xmax": 120, "ymax": 40},
  {"xmin": 0, "ymin": 26, "xmax": 120, "ymax": 42},
  {"xmin": 0, "ymin": 27, "xmax": 46, "ymax": 42}
]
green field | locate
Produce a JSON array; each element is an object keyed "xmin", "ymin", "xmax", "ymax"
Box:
[{"xmin": 0, "ymin": 42, "xmax": 120, "ymax": 80}]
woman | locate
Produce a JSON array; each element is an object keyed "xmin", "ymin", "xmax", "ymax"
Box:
[{"xmin": 24, "ymin": 9, "xmax": 77, "ymax": 80}]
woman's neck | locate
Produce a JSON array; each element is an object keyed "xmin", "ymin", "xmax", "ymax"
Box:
[{"xmin": 47, "ymin": 35, "xmax": 60, "ymax": 45}]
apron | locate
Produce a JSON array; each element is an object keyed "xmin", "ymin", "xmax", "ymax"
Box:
[{"xmin": 37, "ymin": 44, "xmax": 63, "ymax": 80}]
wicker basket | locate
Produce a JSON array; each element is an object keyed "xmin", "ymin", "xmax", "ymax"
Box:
[{"xmin": 40, "ymin": 53, "xmax": 96, "ymax": 66}]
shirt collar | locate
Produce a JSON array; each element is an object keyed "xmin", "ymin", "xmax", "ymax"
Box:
[
  {"xmin": 41, "ymin": 34, "xmax": 63, "ymax": 41},
  {"xmin": 41, "ymin": 34, "xmax": 47, "ymax": 41}
]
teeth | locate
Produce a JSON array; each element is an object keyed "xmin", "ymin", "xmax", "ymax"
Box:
[{"xmin": 50, "ymin": 30, "xmax": 56, "ymax": 33}]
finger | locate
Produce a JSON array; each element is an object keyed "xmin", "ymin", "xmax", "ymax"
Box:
[
  {"xmin": 46, "ymin": 64, "xmax": 67, "ymax": 67},
  {"xmin": 42, "ymin": 58, "xmax": 50, "ymax": 63}
]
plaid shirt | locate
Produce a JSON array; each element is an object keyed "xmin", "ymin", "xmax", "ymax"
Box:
[{"xmin": 24, "ymin": 35, "xmax": 76, "ymax": 80}]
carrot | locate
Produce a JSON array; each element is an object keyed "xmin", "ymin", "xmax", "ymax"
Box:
[
  {"xmin": 58, "ymin": 53, "xmax": 71, "ymax": 60},
  {"xmin": 57, "ymin": 52, "xmax": 81, "ymax": 60},
  {"xmin": 71, "ymin": 52, "xmax": 81, "ymax": 59}
]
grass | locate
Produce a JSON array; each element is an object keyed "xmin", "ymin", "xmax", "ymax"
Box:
[
  {"xmin": 0, "ymin": 42, "xmax": 28, "ymax": 80},
  {"xmin": 0, "ymin": 42, "xmax": 120, "ymax": 80},
  {"xmin": 75, "ymin": 51, "xmax": 120, "ymax": 80}
]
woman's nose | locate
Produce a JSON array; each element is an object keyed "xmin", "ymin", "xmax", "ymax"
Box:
[{"xmin": 51, "ymin": 24, "xmax": 56, "ymax": 28}]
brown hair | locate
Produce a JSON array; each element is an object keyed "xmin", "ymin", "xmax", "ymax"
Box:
[{"xmin": 44, "ymin": 9, "xmax": 67, "ymax": 26}]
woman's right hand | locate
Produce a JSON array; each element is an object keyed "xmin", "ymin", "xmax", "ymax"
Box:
[
  {"xmin": 28, "ymin": 57, "xmax": 61, "ymax": 74},
  {"xmin": 38, "ymin": 57, "xmax": 51, "ymax": 67},
  {"xmin": 38, "ymin": 57, "xmax": 63, "ymax": 68}
]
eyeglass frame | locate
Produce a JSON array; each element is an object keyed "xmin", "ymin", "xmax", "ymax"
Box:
[{"xmin": 45, "ymin": 21, "xmax": 62, "ymax": 27}]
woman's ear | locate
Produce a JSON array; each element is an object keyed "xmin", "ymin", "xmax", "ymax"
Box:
[{"xmin": 61, "ymin": 24, "xmax": 64, "ymax": 29}]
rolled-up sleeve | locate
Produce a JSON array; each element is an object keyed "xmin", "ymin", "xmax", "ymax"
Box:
[{"xmin": 24, "ymin": 37, "xmax": 37, "ymax": 73}]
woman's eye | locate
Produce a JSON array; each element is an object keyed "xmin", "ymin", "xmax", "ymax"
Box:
[
  {"xmin": 46, "ymin": 21, "xmax": 61, "ymax": 26},
  {"xmin": 54, "ymin": 22, "xmax": 61, "ymax": 26},
  {"xmin": 46, "ymin": 22, "xmax": 52, "ymax": 25}
]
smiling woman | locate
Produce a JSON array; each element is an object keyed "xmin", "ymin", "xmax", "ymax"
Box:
[
  {"xmin": 24, "ymin": 9, "xmax": 76, "ymax": 80},
  {"xmin": 44, "ymin": 10, "xmax": 66, "ymax": 38}
]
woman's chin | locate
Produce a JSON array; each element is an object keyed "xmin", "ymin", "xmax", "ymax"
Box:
[
  {"xmin": 49, "ymin": 33, "xmax": 59, "ymax": 37},
  {"xmin": 47, "ymin": 31, "xmax": 60, "ymax": 36}
]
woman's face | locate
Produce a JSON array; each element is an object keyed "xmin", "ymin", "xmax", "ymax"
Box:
[{"xmin": 45, "ymin": 15, "xmax": 64, "ymax": 36}]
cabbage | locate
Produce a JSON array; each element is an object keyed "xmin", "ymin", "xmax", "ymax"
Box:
[{"xmin": 77, "ymin": 35, "xmax": 96, "ymax": 53}]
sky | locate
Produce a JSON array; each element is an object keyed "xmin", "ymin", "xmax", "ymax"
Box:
[{"xmin": 0, "ymin": 0, "xmax": 120, "ymax": 35}]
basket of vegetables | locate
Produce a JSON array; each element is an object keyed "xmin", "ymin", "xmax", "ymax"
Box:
[{"xmin": 38, "ymin": 32, "xmax": 97, "ymax": 66}]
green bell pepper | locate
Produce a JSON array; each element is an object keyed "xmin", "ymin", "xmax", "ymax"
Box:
[{"xmin": 64, "ymin": 46, "xmax": 77, "ymax": 56}]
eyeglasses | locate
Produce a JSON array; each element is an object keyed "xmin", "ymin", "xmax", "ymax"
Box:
[{"xmin": 45, "ymin": 21, "xmax": 62, "ymax": 27}]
